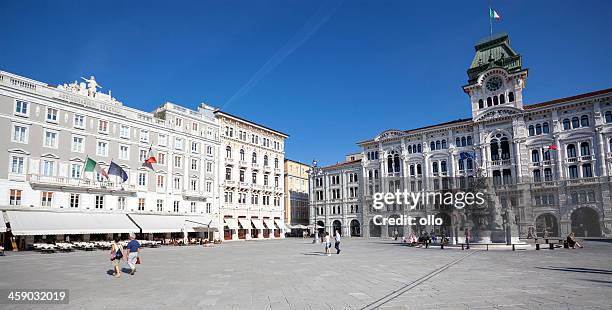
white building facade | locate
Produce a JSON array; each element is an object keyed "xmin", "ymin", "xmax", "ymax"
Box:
[
  {"xmin": 216, "ymin": 111, "xmax": 288, "ymax": 240},
  {"xmin": 310, "ymin": 33, "xmax": 612, "ymax": 241},
  {"xmin": 0, "ymin": 70, "xmax": 288, "ymax": 249}
]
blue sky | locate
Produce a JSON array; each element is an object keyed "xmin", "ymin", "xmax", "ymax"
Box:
[{"xmin": 1, "ymin": 1, "xmax": 611, "ymax": 166}]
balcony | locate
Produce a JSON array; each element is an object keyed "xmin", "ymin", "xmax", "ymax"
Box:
[
  {"xmin": 580, "ymin": 155, "xmax": 594, "ymax": 161},
  {"xmin": 182, "ymin": 189, "xmax": 207, "ymax": 201},
  {"xmin": 263, "ymin": 165, "xmax": 272, "ymax": 172},
  {"xmin": 28, "ymin": 174, "xmax": 136, "ymax": 195},
  {"xmin": 225, "ymin": 157, "xmax": 235, "ymax": 165},
  {"xmin": 251, "ymin": 162, "xmax": 260, "ymax": 170},
  {"xmin": 239, "ymin": 181, "xmax": 250, "ymax": 188},
  {"xmin": 239, "ymin": 160, "xmax": 248, "ymax": 167},
  {"xmin": 251, "ymin": 184, "xmax": 263, "ymax": 191},
  {"xmin": 224, "ymin": 180, "xmax": 237, "ymax": 187},
  {"xmin": 566, "ymin": 177, "xmax": 599, "ymax": 186},
  {"xmin": 532, "ymin": 180, "xmax": 558, "ymax": 188},
  {"xmin": 274, "ymin": 168, "xmax": 282, "ymax": 174},
  {"xmin": 491, "ymin": 159, "xmax": 511, "ymax": 166}
]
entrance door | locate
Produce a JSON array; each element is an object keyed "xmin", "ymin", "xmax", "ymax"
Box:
[{"xmin": 571, "ymin": 207, "xmax": 601, "ymax": 237}]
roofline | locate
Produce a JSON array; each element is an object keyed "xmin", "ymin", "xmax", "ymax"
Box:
[
  {"xmin": 357, "ymin": 118, "xmax": 473, "ymax": 145},
  {"xmin": 524, "ymin": 87, "xmax": 612, "ymax": 110},
  {"xmin": 214, "ymin": 110, "xmax": 289, "ymax": 138},
  {"xmin": 285, "ymin": 158, "xmax": 310, "ymax": 166},
  {"xmin": 321, "ymin": 159, "xmax": 362, "ymax": 170}
]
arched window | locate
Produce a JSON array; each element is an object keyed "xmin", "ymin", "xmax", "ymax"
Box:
[
  {"xmin": 387, "ymin": 155, "xmax": 393, "ymax": 173},
  {"xmin": 568, "ymin": 165, "xmax": 578, "ymax": 179},
  {"xmin": 432, "ymin": 162, "xmax": 439, "ymax": 174},
  {"xmin": 367, "ymin": 153, "xmax": 371, "ymax": 160},
  {"xmin": 441, "ymin": 140, "xmax": 447, "ymax": 149},
  {"xmin": 416, "ymin": 164, "xmax": 422, "ymax": 175},
  {"xmin": 409, "ymin": 165, "xmax": 415, "ymax": 176},
  {"xmin": 500, "ymin": 93, "xmax": 505, "ymax": 104},
  {"xmin": 408, "ymin": 145, "xmax": 412, "ymax": 154},
  {"xmin": 226, "ymin": 146, "xmax": 232, "ymax": 158},
  {"xmin": 430, "ymin": 141, "xmax": 436, "ymax": 151},
  {"xmin": 417, "ymin": 144, "xmax": 422, "ymax": 153},
  {"xmin": 542, "ymin": 122, "xmax": 549, "ymax": 134},
  {"xmin": 605, "ymin": 111, "xmax": 612, "ymax": 123},
  {"xmin": 500, "ymin": 137, "xmax": 510, "ymax": 160},
  {"xmin": 487, "ymin": 97, "xmax": 492, "ymax": 107},
  {"xmin": 580, "ymin": 142, "xmax": 590, "ymax": 156},
  {"xmin": 508, "ymin": 92, "xmax": 514, "ymax": 102},
  {"xmin": 532, "ymin": 169, "xmax": 541, "ymax": 182},
  {"xmin": 582, "ymin": 163, "xmax": 593, "ymax": 178},
  {"xmin": 467, "ymin": 136, "xmax": 472, "ymax": 145},
  {"xmin": 252, "ymin": 152, "xmax": 257, "ymax": 163},
  {"xmin": 535, "ymin": 124, "xmax": 542, "ymax": 135},
  {"xmin": 239, "ymin": 149, "xmax": 245, "ymax": 161},
  {"xmin": 531, "ymin": 150, "xmax": 540, "ymax": 163},
  {"xmin": 466, "ymin": 158, "xmax": 473, "ymax": 170},
  {"xmin": 609, "ymin": 138, "xmax": 612, "ymax": 152},
  {"xmin": 490, "ymin": 139, "xmax": 499, "ymax": 160},
  {"xmin": 493, "ymin": 96, "xmax": 499, "ymax": 105},
  {"xmin": 393, "ymin": 154, "xmax": 401, "ymax": 173},
  {"xmin": 455, "ymin": 137, "xmax": 460, "ymax": 147},
  {"xmin": 274, "ymin": 158, "xmax": 279, "ymax": 169},
  {"xmin": 528, "ymin": 125, "xmax": 535, "ymax": 136},
  {"xmin": 580, "ymin": 115, "xmax": 589, "ymax": 127},
  {"xmin": 567, "ymin": 144, "xmax": 577, "ymax": 158},
  {"xmin": 441, "ymin": 161, "xmax": 447, "ymax": 173},
  {"xmin": 571, "ymin": 117, "xmax": 580, "ymax": 129},
  {"xmin": 458, "ymin": 159, "xmax": 465, "ymax": 170},
  {"xmin": 436, "ymin": 140, "xmax": 441, "ymax": 150},
  {"xmin": 563, "ymin": 119, "xmax": 570, "ymax": 130},
  {"xmin": 478, "ymin": 99, "xmax": 484, "ymax": 109},
  {"xmin": 263, "ymin": 155, "xmax": 269, "ymax": 167},
  {"xmin": 543, "ymin": 150, "xmax": 551, "ymax": 161}
]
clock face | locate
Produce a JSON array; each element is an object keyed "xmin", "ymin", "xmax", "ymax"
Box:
[{"xmin": 485, "ymin": 76, "xmax": 503, "ymax": 92}]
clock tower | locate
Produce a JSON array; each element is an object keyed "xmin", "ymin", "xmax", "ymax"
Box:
[{"xmin": 462, "ymin": 33, "xmax": 529, "ymax": 120}]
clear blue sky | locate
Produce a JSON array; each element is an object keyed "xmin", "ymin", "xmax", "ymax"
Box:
[{"xmin": 1, "ymin": 1, "xmax": 610, "ymax": 166}]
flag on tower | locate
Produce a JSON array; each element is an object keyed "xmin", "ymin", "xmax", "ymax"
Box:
[
  {"xmin": 84, "ymin": 157, "xmax": 108, "ymax": 179},
  {"xmin": 548, "ymin": 145, "xmax": 558, "ymax": 150},
  {"xmin": 490, "ymin": 8, "xmax": 501, "ymax": 20}
]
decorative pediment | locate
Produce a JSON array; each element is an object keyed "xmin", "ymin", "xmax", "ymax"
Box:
[
  {"xmin": 374, "ymin": 130, "xmax": 404, "ymax": 142},
  {"xmin": 8, "ymin": 148, "xmax": 30, "ymax": 155},
  {"xmin": 475, "ymin": 107, "xmax": 522, "ymax": 122}
]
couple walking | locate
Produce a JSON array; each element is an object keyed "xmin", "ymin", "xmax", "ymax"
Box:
[
  {"xmin": 110, "ymin": 233, "xmax": 141, "ymax": 277},
  {"xmin": 324, "ymin": 230, "xmax": 341, "ymax": 256}
]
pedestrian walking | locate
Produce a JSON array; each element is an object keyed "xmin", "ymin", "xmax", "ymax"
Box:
[
  {"xmin": 324, "ymin": 232, "xmax": 331, "ymax": 256},
  {"xmin": 110, "ymin": 238, "xmax": 123, "ymax": 277},
  {"xmin": 334, "ymin": 230, "xmax": 341, "ymax": 254},
  {"xmin": 126, "ymin": 233, "xmax": 141, "ymax": 275}
]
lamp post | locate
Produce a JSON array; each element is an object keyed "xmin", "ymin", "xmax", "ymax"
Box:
[{"xmin": 310, "ymin": 159, "xmax": 322, "ymax": 244}]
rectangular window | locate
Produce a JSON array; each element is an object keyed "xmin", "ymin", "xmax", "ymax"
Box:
[
  {"xmin": 119, "ymin": 145, "xmax": 130, "ymax": 160},
  {"xmin": 10, "ymin": 156, "xmax": 25, "ymax": 174},
  {"xmin": 191, "ymin": 158, "xmax": 198, "ymax": 170},
  {"xmin": 42, "ymin": 160, "xmax": 55, "ymax": 176},
  {"xmin": 174, "ymin": 138, "xmax": 183, "ymax": 150},
  {"xmin": 138, "ymin": 172, "xmax": 147, "ymax": 186},
  {"xmin": 156, "ymin": 199, "xmax": 164, "ymax": 212},
  {"xmin": 95, "ymin": 195, "xmax": 104, "ymax": 209},
  {"xmin": 190, "ymin": 179, "xmax": 197, "ymax": 191},
  {"xmin": 98, "ymin": 120, "xmax": 109, "ymax": 133},
  {"xmin": 139, "ymin": 149, "xmax": 148, "ymax": 162},
  {"xmin": 140, "ymin": 129, "xmax": 149, "ymax": 143},
  {"xmin": 175, "ymin": 118, "xmax": 182, "ymax": 128},
  {"xmin": 41, "ymin": 192, "xmax": 53, "ymax": 207},
  {"xmin": 192, "ymin": 122, "xmax": 199, "ymax": 132},
  {"xmin": 206, "ymin": 181, "xmax": 212, "ymax": 192},
  {"xmin": 207, "ymin": 146, "xmax": 213, "ymax": 155},
  {"xmin": 191, "ymin": 142, "xmax": 199, "ymax": 153},
  {"xmin": 46, "ymin": 107, "xmax": 58, "ymax": 122},
  {"xmin": 157, "ymin": 153, "xmax": 166, "ymax": 165},
  {"xmin": 120, "ymin": 125, "xmax": 130, "ymax": 138},
  {"xmin": 190, "ymin": 202, "xmax": 196, "ymax": 213},
  {"xmin": 12, "ymin": 125, "xmax": 28, "ymax": 143},
  {"xmin": 70, "ymin": 193, "xmax": 80, "ymax": 208},
  {"xmin": 206, "ymin": 203, "xmax": 211, "ymax": 213},
  {"xmin": 174, "ymin": 156, "xmax": 182, "ymax": 168},
  {"xmin": 9, "ymin": 189, "xmax": 22, "ymax": 205},
  {"xmin": 157, "ymin": 175, "xmax": 165, "ymax": 189},
  {"xmin": 44, "ymin": 130, "xmax": 58, "ymax": 148},
  {"xmin": 70, "ymin": 163, "xmax": 82, "ymax": 178},
  {"xmin": 159, "ymin": 134, "xmax": 167, "ymax": 146},
  {"xmin": 96, "ymin": 140, "xmax": 108, "ymax": 157},
  {"xmin": 72, "ymin": 136, "xmax": 84, "ymax": 153},
  {"xmin": 74, "ymin": 114, "xmax": 85, "ymax": 129},
  {"xmin": 15, "ymin": 100, "xmax": 29, "ymax": 116},
  {"xmin": 138, "ymin": 198, "xmax": 145, "ymax": 211},
  {"xmin": 173, "ymin": 177, "xmax": 181, "ymax": 190},
  {"xmin": 117, "ymin": 197, "xmax": 126, "ymax": 210},
  {"xmin": 206, "ymin": 162, "xmax": 212, "ymax": 172},
  {"xmin": 173, "ymin": 201, "xmax": 179, "ymax": 212}
]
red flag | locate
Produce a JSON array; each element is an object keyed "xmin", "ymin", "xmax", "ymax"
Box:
[
  {"xmin": 548, "ymin": 145, "xmax": 558, "ymax": 150},
  {"xmin": 144, "ymin": 146, "xmax": 157, "ymax": 164}
]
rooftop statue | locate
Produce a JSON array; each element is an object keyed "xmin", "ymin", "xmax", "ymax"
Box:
[{"xmin": 81, "ymin": 75, "xmax": 102, "ymax": 97}]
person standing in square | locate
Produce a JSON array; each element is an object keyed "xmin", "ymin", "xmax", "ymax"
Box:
[
  {"xmin": 334, "ymin": 230, "xmax": 341, "ymax": 254},
  {"xmin": 126, "ymin": 233, "xmax": 141, "ymax": 275}
]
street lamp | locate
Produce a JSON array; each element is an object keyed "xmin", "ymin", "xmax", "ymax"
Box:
[{"xmin": 310, "ymin": 159, "xmax": 322, "ymax": 244}]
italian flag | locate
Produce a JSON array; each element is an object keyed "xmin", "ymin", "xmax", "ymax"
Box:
[
  {"xmin": 490, "ymin": 8, "xmax": 501, "ymax": 20},
  {"xmin": 84, "ymin": 157, "xmax": 108, "ymax": 179}
]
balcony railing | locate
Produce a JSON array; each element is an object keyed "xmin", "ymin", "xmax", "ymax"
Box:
[
  {"xmin": 491, "ymin": 159, "xmax": 511, "ymax": 166},
  {"xmin": 566, "ymin": 177, "xmax": 599, "ymax": 186},
  {"xmin": 28, "ymin": 174, "xmax": 136, "ymax": 193},
  {"xmin": 224, "ymin": 180, "xmax": 237, "ymax": 187}
]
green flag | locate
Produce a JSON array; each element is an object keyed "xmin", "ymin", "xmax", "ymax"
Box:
[{"xmin": 84, "ymin": 157, "xmax": 97, "ymax": 172}]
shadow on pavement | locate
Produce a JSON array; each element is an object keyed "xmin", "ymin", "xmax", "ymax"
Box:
[{"xmin": 537, "ymin": 267, "xmax": 612, "ymax": 275}]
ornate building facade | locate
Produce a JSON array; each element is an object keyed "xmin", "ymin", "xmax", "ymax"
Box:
[
  {"xmin": 284, "ymin": 159, "xmax": 310, "ymax": 228},
  {"xmin": 310, "ymin": 33, "xmax": 612, "ymax": 241},
  {"xmin": 0, "ymin": 69, "xmax": 287, "ymax": 249}
]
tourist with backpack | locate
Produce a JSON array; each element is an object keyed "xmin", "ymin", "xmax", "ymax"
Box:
[{"xmin": 110, "ymin": 238, "xmax": 123, "ymax": 278}]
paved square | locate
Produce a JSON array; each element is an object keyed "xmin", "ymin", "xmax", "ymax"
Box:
[{"xmin": 0, "ymin": 239, "xmax": 610, "ymax": 309}]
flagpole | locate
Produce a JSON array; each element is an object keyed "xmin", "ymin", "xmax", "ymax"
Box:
[
  {"xmin": 489, "ymin": 0, "xmax": 493, "ymax": 39},
  {"xmin": 78, "ymin": 156, "xmax": 87, "ymax": 187}
]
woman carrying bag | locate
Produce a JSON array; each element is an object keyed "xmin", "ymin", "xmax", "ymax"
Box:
[{"xmin": 110, "ymin": 238, "xmax": 123, "ymax": 278}]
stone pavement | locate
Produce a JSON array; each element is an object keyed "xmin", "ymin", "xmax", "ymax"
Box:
[{"xmin": 0, "ymin": 238, "xmax": 610, "ymax": 309}]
